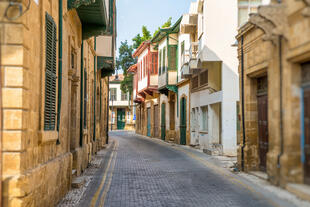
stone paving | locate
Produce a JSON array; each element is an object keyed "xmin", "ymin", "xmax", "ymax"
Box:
[
  {"xmin": 103, "ymin": 131, "xmax": 281, "ymax": 207},
  {"xmin": 60, "ymin": 131, "xmax": 308, "ymax": 207}
]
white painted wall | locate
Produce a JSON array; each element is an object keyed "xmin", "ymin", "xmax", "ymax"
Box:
[
  {"xmin": 137, "ymin": 49, "xmax": 149, "ymax": 92},
  {"xmin": 109, "ymin": 83, "xmax": 129, "ymax": 107},
  {"xmin": 189, "ymin": 0, "xmax": 239, "ymax": 155}
]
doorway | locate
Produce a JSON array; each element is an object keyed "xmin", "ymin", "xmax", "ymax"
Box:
[
  {"xmin": 257, "ymin": 76, "xmax": 268, "ymax": 172},
  {"xmin": 180, "ymin": 97, "xmax": 186, "ymax": 145},
  {"xmin": 161, "ymin": 103, "xmax": 166, "ymax": 140},
  {"xmin": 301, "ymin": 62, "xmax": 310, "ymax": 184},
  {"xmin": 154, "ymin": 105, "xmax": 159, "ymax": 138},
  {"xmin": 117, "ymin": 108, "xmax": 126, "ymax": 130},
  {"xmin": 147, "ymin": 108, "xmax": 151, "ymax": 137}
]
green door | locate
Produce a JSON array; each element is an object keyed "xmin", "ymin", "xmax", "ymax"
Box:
[
  {"xmin": 180, "ymin": 98, "xmax": 187, "ymax": 145},
  {"xmin": 117, "ymin": 108, "xmax": 126, "ymax": 130},
  {"xmin": 161, "ymin": 103, "xmax": 166, "ymax": 140},
  {"xmin": 147, "ymin": 108, "xmax": 151, "ymax": 137}
]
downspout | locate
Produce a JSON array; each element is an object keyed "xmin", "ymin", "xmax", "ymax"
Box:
[
  {"xmin": 93, "ymin": 37, "xmax": 97, "ymax": 141},
  {"xmin": 241, "ymin": 35, "xmax": 246, "ymax": 171},
  {"xmin": 277, "ymin": 35, "xmax": 284, "ymax": 179},
  {"xmin": 56, "ymin": 0, "xmax": 63, "ymax": 144},
  {"xmin": 106, "ymin": 78, "xmax": 110, "ymax": 144},
  {"xmin": 80, "ymin": 42, "xmax": 84, "ymax": 147}
]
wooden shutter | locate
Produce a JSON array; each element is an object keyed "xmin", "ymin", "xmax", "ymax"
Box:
[
  {"xmin": 44, "ymin": 13, "xmax": 57, "ymax": 131},
  {"xmin": 168, "ymin": 46, "xmax": 177, "ymax": 71},
  {"xmin": 159, "ymin": 50, "xmax": 162, "ymax": 75}
]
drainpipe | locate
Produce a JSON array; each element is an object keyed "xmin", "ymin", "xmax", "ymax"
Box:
[
  {"xmin": 241, "ymin": 35, "xmax": 246, "ymax": 171},
  {"xmin": 107, "ymin": 78, "xmax": 110, "ymax": 144},
  {"xmin": 56, "ymin": 0, "xmax": 63, "ymax": 144},
  {"xmin": 80, "ymin": 42, "xmax": 84, "ymax": 147},
  {"xmin": 93, "ymin": 37, "xmax": 96, "ymax": 142},
  {"xmin": 277, "ymin": 35, "xmax": 284, "ymax": 181}
]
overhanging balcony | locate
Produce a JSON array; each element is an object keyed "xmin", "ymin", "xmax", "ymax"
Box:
[
  {"xmin": 68, "ymin": 0, "xmax": 110, "ymax": 39},
  {"xmin": 181, "ymin": 14, "xmax": 198, "ymax": 34},
  {"xmin": 181, "ymin": 51, "xmax": 192, "ymax": 79}
]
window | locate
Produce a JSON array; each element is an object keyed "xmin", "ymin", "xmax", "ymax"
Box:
[
  {"xmin": 121, "ymin": 91, "xmax": 128, "ymax": 101},
  {"xmin": 200, "ymin": 70, "xmax": 208, "ymax": 86},
  {"xmin": 159, "ymin": 50, "xmax": 162, "ymax": 75},
  {"xmin": 44, "ymin": 13, "xmax": 57, "ymax": 131},
  {"xmin": 192, "ymin": 76, "xmax": 199, "ymax": 89},
  {"xmin": 238, "ymin": 0, "xmax": 262, "ymax": 27},
  {"xmin": 163, "ymin": 47, "xmax": 166, "ymax": 74},
  {"xmin": 168, "ymin": 46, "xmax": 177, "ymax": 71},
  {"xmin": 110, "ymin": 88, "xmax": 117, "ymax": 101},
  {"xmin": 201, "ymin": 106, "xmax": 208, "ymax": 132}
]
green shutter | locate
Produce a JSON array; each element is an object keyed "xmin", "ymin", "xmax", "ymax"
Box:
[
  {"xmin": 163, "ymin": 47, "xmax": 166, "ymax": 73},
  {"xmin": 168, "ymin": 45, "xmax": 177, "ymax": 71},
  {"xmin": 44, "ymin": 13, "xmax": 57, "ymax": 131},
  {"xmin": 158, "ymin": 50, "xmax": 162, "ymax": 75}
]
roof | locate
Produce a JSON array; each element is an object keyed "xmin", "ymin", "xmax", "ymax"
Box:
[
  {"xmin": 151, "ymin": 16, "xmax": 183, "ymax": 43},
  {"xmin": 127, "ymin": 64, "xmax": 137, "ymax": 73},
  {"xmin": 109, "ymin": 74, "xmax": 124, "ymax": 82},
  {"xmin": 132, "ymin": 41, "xmax": 150, "ymax": 58}
]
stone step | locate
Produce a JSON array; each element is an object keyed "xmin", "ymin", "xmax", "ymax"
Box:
[
  {"xmin": 72, "ymin": 177, "xmax": 86, "ymax": 189},
  {"xmin": 286, "ymin": 183, "xmax": 310, "ymax": 202}
]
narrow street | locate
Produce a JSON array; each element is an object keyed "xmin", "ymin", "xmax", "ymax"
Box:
[{"xmin": 76, "ymin": 131, "xmax": 299, "ymax": 207}]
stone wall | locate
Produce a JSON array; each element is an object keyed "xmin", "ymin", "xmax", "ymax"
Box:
[
  {"xmin": 237, "ymin": 0, "xmax": 310, "ymax": 186},
  {"xmin": 0, "ymin": 1, "xmax": 110, "ymax": 206}
]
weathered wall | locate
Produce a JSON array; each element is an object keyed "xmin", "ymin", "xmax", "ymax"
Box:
[{"xmin": 0, "ymin": 1, "xmax": 110, "ymax": 206}]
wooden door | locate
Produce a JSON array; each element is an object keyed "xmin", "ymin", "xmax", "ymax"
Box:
[
  {"xmin": 257, "ymin": 76, "xmax": 268, "ymax": 171},
  {"xmin": 303, "ymin": 87, "xmax": 310, "ymax": 184},
  {"xmin": 161, "ymin": 103, "xmax": 166, "ymax": 140},
  {"xmin": 180, "ymin": 98, "xmax": 187, "ymax": 145},
  {"xmin": 147, "ymin": 108, "xmax": 151, "ymax": 137},
  {"xmin": 154, "ymin": 105, "xmax": 159, "ymax": 138},
  {"xmin": 117, "ymin": 108, "xmax": 125, "ymax": 130},
  {"xmin": 302, "ymin": 62, "xmax": 310, "ymax": 184}
]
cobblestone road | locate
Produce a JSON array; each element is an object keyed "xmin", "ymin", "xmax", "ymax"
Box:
[{"xmin": 79, "ymin": 131, "xmax": 300, "ymax": 207}]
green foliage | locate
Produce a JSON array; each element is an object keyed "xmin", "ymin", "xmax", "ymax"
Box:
[
  {"xmin": 132, "ymin": 25, "xmax": 152, "ymax": 49},
  {"xmin": 153, "ymin": 17, "xmax": 172, "ymax": 38},
  {"xmin": 116, "ymin": 41, "xmax": 136, "ymax": 93}
]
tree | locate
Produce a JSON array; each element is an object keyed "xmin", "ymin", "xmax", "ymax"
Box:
[
  {"xmin": 153, "ymin": 17, "xmax": 172, "ymax": 38},
  {"xmin": 132, "ymin": 25, "xmax": 152, "ymax": 49},
  {"xmin": 116, "ymin": 41, "xmax": 136, "ymax": 94}
]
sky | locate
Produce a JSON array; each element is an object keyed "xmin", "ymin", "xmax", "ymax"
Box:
[{"xmin": 116, "ymin": 0, "xmax": 195, "ymax": 54}]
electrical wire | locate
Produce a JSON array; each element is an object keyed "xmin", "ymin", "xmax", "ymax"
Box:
[{"xmin": 4, "ymin": 0, "xmax": 31, "ymax": 21}]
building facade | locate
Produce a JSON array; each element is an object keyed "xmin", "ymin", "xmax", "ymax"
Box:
[
  {"xmin": 109, "ymin": 74, "xmax": 135, "ymax": 130},
  {"xmin": 151, "ymin": 18, "xmax": 181, "ymax": 143},
  {"xmin": 236, "ymin": 0, "xmax": 310, "ymax": 200},
  {"xmin": 181, "ymin": 0, "xmax": 239, "ymax": 156},
  {"xmin": 0, "ymin": 0, "xmax": 116, "ymax": 206},
  {"xmin": 131, "ymin": 41, "xmax": 159, "ymax": 137}
]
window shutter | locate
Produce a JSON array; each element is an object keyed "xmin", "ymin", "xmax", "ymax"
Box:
[
  {"xmin": 168, "ymin": 46, "xmax": 177, "ymax": 71},
  {"xmin": 44, "ymin": 13, "xmax": 57, "ymax": 131},
  {"xmin": 159, "ymin": 50, "xmax": 162, "ymax": 75}
]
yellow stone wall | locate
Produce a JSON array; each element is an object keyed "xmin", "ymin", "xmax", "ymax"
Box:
[
  {"xmin": 237, "ymin": 1, "xmax": 310, "ymax": 186},
  {"xmin": 0, "ymin": 1, "xmax": 110, "ymax": 206}
]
